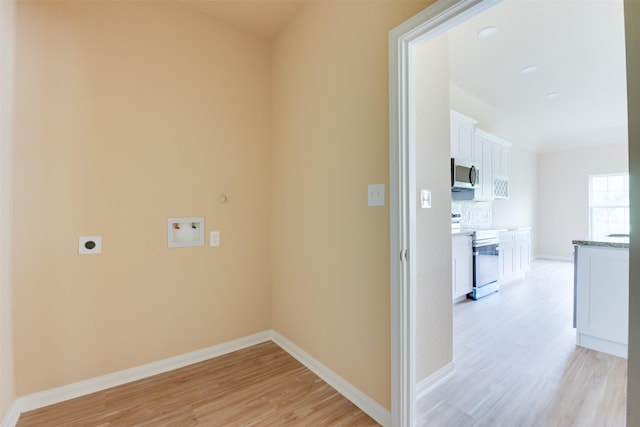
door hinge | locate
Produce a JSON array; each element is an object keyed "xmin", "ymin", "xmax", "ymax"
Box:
[{"xmin": 400, "ymin": 249, "xmax": 408, "ymax": 262}]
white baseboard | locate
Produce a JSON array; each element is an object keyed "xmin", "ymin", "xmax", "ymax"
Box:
[
  {"xmin": 536, "ymin": 255, "xmax": 574, "ymax": 262},
  {"xmin": 415, "ymin": 362, "xmax": 455, "ymax": 401},
  {"xmin": 3, "ymin": 330, "xmax": 390, "ymax": 427},
  {"xmin": 271, "ymin": 331, "xmax": 391, "ymax": 427},
  {"xmin": 0, "ymin": 402, "xmax": 20, "ymax": 427},
  {"xmin": 10, "ymin": 330, "xmax": 272, "ymax": 422},
  {"xmin": 577, "ymin": 333, "xmax": 628, "ymax": 359}
]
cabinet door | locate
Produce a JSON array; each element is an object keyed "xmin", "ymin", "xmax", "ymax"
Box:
[
  {"xmin": 515, "ymin": 230, "xmax": 531, "ymax": 273},
  {"xmin": 499, "ymin": 231, "xmax": 515, "ymax": 281},
  {"xmin": 575, "ymin": 246, "xmax": 629, "ymax": 350},
  {"xmin": 473, "ymin": 133, "xmax": 494, "ymax": 201},
  {"xmin": 452, "ymin": 235, "xmax": 473, "ymax": 299},
  {"xmin": 494, "ymin": 143, "xmax": 510, "ymax": 177},
  {"xmin": 450, "ymin": 111, "xmax": 476, "ymax": 163}
]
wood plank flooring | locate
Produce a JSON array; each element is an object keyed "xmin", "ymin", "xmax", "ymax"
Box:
[
  {"xmin": 16, "ymin": 260, "xmax": 627, "ymax": 426},
  {"xmin": 17, "ymin": 342, "xmax": 379, "ymax": 426},
  {"xmin": 418, "ymin": 259, "xmax": 628, "ymax": 427}
]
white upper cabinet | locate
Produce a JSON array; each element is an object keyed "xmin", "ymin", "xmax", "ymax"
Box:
[
  {"xmin": 493, "ymin": 140, "xmax": 511, "ymax": 199},
  {"xmin": 450, "ymin": 110, "xmax": 477, "ymax": 164},
  {"xmin": 493, "ymin": 142, "xmax": 510, "ymax": 178},
  {"xmin": 450, "ymin": 111, "xmax": 512, "ymax": 200},
  {"xmin": 473, "ymin": 130, "xmax": 495, "ymax": 201}
]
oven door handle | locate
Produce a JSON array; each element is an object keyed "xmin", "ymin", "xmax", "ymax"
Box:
[{"xmin": 473, "ymin": 242, "xmax": 499, "ymax": 248}]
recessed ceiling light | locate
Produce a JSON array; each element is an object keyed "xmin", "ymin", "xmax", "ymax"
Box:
[
  {"xmin": 521, "ymin": 66, "xmax": 538, "ymax": 74},
  {"xmin": 546, "ymin": 92, "xmax": 561, "ymax": 99},
  {"xmin": 477, "ymin": 26, "xmax": 498, "ymax": 39}
]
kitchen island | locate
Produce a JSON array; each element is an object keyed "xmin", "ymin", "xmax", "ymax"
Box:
[{"xmin": 573, "ymin": 237, "xmax": 629, "ymax": 358}]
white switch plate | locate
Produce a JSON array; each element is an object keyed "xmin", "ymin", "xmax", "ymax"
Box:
[
  {"xmin": 420, "ymin": 189, "xmax": 432, "ymax": 208},
  {"xmin": 210, "ymin": 231, "xmax": 221, "ymax": 247},
  {"xmin": 368, "ymin": 184, "xmax": 385, "ymax": 207},
  {"xmin": 79, "ymin": 236, "xmax": 102, "ymax": 255}
]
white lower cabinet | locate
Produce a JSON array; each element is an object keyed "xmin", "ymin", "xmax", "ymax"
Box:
[
  {"xmin": 499, "ymin": 231, "xmax": 514, "ymax": 281},
  {"xmin": 452, "ymin": 234, "xmax": 473, "ymax": 299},
  {"xmin": 575, "ymin": 245, "xmax": 629, "ymax": 358},
  {"xmin": 515, "ymin": 230, "xmax": 531, "ymax": 273},
  {"xmin": 499, "ymin": 229, "xmax": 530, "ymax": 282}
]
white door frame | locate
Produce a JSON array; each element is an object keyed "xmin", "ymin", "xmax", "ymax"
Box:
[{"xmin": 388, "ymin": 0, "xmax": 499, "ymax": 425}]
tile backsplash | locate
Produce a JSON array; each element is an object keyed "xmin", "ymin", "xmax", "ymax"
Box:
[{"xmin": 452, "ymin": 200, "xmax": 493, "ymax": 228}]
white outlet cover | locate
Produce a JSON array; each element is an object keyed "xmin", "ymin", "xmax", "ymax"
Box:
[
  {"xmin": 79, "ymin": 236, "xmax": 102, "ymax": 255},
  {"xmin": 210, "ymin": 231, "xmax": 221, "ymax": 247},
  {"xmin": 368, "ymin": 184, "xmax": 385, "ymax": 207}
]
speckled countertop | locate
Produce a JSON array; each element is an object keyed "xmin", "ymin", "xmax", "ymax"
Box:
[{"xmin": 572, "ymin": 236, "xmax": 630, "ymax": 249}]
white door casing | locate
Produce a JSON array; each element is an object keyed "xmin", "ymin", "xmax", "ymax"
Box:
[{"xmin": 388, "ymin": 0, "xmax": 499, "ymax": 425}]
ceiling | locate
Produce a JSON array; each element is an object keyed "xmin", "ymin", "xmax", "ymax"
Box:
[
  {"xmin": 449, "ymin": 0, "xmax": 628, "ymax": 153},
  {"xmin": 178, "ymin": 0, "xmax": 628, "ymax": 153}
]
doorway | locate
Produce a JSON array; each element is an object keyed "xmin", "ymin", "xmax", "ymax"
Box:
[{"xmin": 389, "ymin": 0, "xmax": 632, "ymax": 425}]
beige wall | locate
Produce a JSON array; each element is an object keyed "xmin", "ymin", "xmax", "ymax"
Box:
[
  {"xmin": 13, "ymin": 1, "xmax": 272, "ymax": 395},
  {"xmin": 625, "ymin": 0, "xmax": 640, "ymax": 423},
  {"xmin": 11, "ymin": 0, "xmax": 435, "ymax": 412},
  {"xmin": 271, "ymin": 0, "xmax": 430, "ymax": 408},
  {"xmin": 1, "ymin": 0, "xmax": 16, "ymax": 419},
  {"xmin": 450, "ymin": 85, "xmax": 538, "ymax": 254},
  {"xmin": 414, "ymin": 35, "xmax": 453, "ymax": 382},
  {"xmin": 537, "ymin": 143, "xmax": 628, "ymax": 259}
]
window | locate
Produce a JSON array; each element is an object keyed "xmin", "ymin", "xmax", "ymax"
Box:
[{"xmin": 589, "ymin": 173, "xmax": 629, "ymax": 237}]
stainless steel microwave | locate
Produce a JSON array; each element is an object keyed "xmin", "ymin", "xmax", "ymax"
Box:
[{"xmin": 451, "ymin": 158, "xmax": 479, "ymax": 191}]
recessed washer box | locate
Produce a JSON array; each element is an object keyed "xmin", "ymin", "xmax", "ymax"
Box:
[{"xmin": 168, "ymin": 217, "xmax": 204, "ymax": 248}]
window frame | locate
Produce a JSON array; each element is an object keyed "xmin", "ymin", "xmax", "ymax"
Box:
[{"xmin": 588, "ymin": 173, "xmax": 630, "ymax": 238}]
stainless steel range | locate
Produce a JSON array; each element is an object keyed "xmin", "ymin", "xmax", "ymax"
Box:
[{"xmin": 470, "ymin": 229, "xmax": 500, "ymax": 300}]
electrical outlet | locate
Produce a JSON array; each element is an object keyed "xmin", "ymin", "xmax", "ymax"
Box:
[{"xmin": 79, "ymin": 236, "xmax": 102, "ymax": 255}]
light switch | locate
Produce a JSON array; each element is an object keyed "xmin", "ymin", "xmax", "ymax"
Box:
[
  {"xmin": 368, "ymin": 184, "xmax": 385, "ymax": 207},
  {"xmin": 210, "ymin": 231, "xmax": 220, "ymax": 247},
  {"xmin": 420, "ymin": 189, "xmax": 432, "ymax": 208}
]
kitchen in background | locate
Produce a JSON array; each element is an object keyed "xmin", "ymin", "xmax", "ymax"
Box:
[{"xmin": 450, "ymin": 109, "xmax": 531, "ymax": 302}]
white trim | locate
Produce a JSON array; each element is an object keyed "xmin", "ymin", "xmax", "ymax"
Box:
[
  {"xmin": 415, "ymin": 362, "xmax": 456, "ymax": 401},
  {"xmin": 271, "ymin": 331, "xmax": 391, "ymax": 427},
  {"xmin": 0, "ymin": 1, "xmax": 16, "ymax": 426},
  {"xmin": 12, "ymin": 331, "xmax": 271, "ymax": 415},
  {"xmin": 577, "ymin": 333, "xmax": 628, "ymax": 359},
  {"xmin": 389, "ymin": 0, "xmax": 499, "ymax": 425},
  {"xmin": 536, "ymin": 255, "xmax": 574, "ymax": 262},
  {"xmin": 0, "ymin": 402, "xmax": 20, "ymax": 427},
  {"xmin": 475, "ymin": 128, "xmax": 511, "ymax": 148},
  {"xmin": 4, "ymin": 330, "xmax": 388, "ymax": 427}
]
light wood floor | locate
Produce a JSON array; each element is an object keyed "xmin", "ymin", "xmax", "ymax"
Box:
[
  {"xmin": 16, "ymin": 260, "xmax": 627, "ymax": 427},
  {"xmin": 418, "ymin": 259, "xmax": 628, "ymax": 426},
  {"xmin": 17, "ymin": 342, "xmax": 379, "ymax": 426}
]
